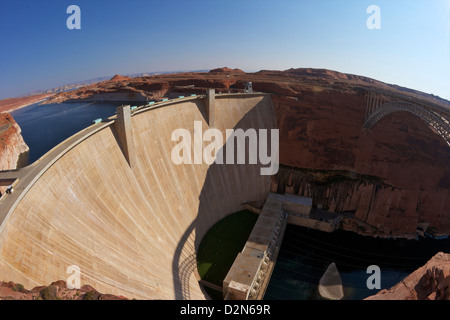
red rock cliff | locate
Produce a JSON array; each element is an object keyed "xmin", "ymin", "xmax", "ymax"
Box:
[
  {"xmin": 271, "ymin": 90, "xmax": 449, "ymax": 238},
  {"xmin": 365, "ymin": 252, "xmax": 450, "ymax": 300},
  {"xmin": 0, "ymin": 113, "xmax": 29, "ymax": 194}
]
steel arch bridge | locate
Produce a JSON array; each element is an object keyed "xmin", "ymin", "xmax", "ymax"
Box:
[{"xmin": 362, "ymin": 88, "xmax": 450, "ymax": 147}]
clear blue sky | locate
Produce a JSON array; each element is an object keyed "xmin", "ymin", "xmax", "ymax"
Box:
[{"xmin": 0, "ymin": 0, "xmax": 449, "ymax": 100}]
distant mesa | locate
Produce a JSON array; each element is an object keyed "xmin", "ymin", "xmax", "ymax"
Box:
[
  {"xmin": 209, "ymin": 67, "xmax": 245, "ymax": 74},
  {"xmin": 110, "ymin": 74, "xmax": 131, "ymax": 82}
]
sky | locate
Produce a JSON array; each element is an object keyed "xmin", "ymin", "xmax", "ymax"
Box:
[{"xmin": 0, "ymin": 0, "xmax": 449, "ymax": 100}]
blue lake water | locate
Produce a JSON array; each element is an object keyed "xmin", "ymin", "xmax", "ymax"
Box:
[
  {"xmin": 264, "ymin": 225, "xmax": 450, "ymax": 300},
  {"xmin": 11, "ymin": 101, "xmax": 119, "ymax": 164}
]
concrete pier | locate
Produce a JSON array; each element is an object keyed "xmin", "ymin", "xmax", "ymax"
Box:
[
  {"xmin": 223, "ymin": 192, "xmax": 327, "ymax": 300},
  {"xmin": 282, "ymin": 194, "xmax": 312, "ymax": 215},
  {"xmin": 206, "ymin": 89, "xmax": 215, "ymax": 127},
  {"xmin": 115, "ymin": 105, "xmax": 135, "ymax": 168},
  {"xmin": 223, "ymin": 193, "xmax": 287, "ymax": 300}
]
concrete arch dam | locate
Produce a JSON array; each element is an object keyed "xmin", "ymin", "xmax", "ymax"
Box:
[{"xmin": 0, "ymin": 93, "xmax": 276, "ymax": 300}]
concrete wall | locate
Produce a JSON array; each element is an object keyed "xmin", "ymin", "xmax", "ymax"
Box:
[
  {"xmin": 287, "ymin": 215, "xmax": 337, "ymax": 232},
  {"xmin": 0, "ymin": 94, "xmax": 277, "ymax": 300},
  {"xmin": 282, "ymin": 194, "xmax": 312, "ymax": 216}
]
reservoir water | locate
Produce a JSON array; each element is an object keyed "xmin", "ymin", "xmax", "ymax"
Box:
[
  {"xmin": 11, "ymin": 101, "xmax": 119, "ymax": 164},
  {"xmin": 264, "ymin": 224, "xmax": 450, "ymax": 300}
]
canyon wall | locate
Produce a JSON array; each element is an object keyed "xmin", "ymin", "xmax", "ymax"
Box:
[
  {"xmin": 271, "ymin": 92, "xmax": 450, "ymax": 237},
  {"xmin": 0, "ymin": 113, "xmax": 29, "ymax": 194}
]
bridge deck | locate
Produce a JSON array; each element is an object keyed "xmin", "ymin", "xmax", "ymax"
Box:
[
  {"xmin": 362, "ymin": 88, "xmax": 450, "ymax": 147},
  {"xmin": 359, "ymin": 86, "xmax": 450, "ymax": 115}
]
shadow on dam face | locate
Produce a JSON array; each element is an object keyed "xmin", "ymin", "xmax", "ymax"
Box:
[
  {"xmin": 0, "ymin": 93, "xmax": 276, "ymax": 300},
  {"xmin": 172, "ymin": 98, "xmax": 276, "ymax": 299}
]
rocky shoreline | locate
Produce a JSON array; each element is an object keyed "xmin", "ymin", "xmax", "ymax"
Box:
[
  {"xmin": 0, "ymin": 93, "xmax": 53, "ymax": 113},
  {"xmin": 365, "ymin": 252, "xmax": 450, "ymax": 300},
  {"xmin": 0, "ymin": 280, "xmax": 128, "ymax": 300}
]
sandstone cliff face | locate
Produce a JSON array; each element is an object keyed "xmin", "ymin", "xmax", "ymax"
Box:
[
  {"xmin": 271, "ymin": 91, "xmax": 450, "ymax": 238},
  {"xmin": 0, "ymin": 113, "xmax": 29, "ymax": 194},
  {"xmin": 365, "ymin": 252, "xmax": 450, "ymax": 300}
]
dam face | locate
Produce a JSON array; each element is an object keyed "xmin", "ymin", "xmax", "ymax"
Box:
[{"xmin": 0, "ymin": 93, "xmax": 277, "ymax": 299}]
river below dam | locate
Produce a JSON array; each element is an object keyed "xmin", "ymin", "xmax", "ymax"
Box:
[
  {"xmin": 264, "ymin": 224, "xmax": 449, "ymax": 300},
  {"xmin": 11, "ymin": 101, "xmax": 119, "ymax": 164}
]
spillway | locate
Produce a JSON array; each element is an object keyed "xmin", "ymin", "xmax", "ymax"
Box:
[{"xmin": 0, "ymin": 93, "xmax": 277, "ymax": 299}]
